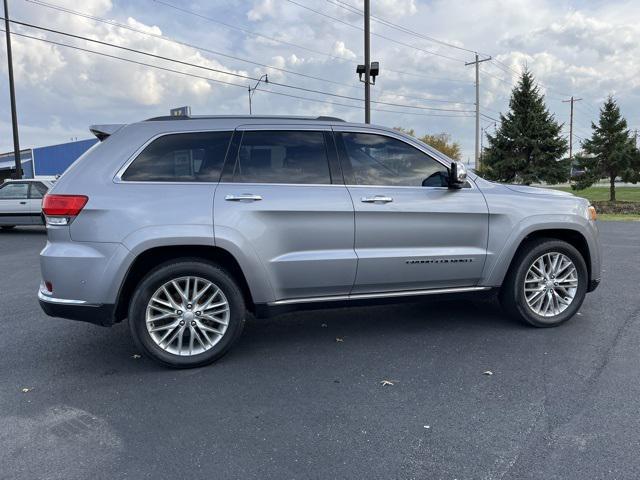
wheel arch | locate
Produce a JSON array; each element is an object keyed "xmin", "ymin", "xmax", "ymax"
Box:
[
  {"xmin": 486, "ymin": 225, "xmax": 593, "ymax": 288},
  {"xmin": 114, "ymin": 245, "xmax": 256, "ymax": 322}
]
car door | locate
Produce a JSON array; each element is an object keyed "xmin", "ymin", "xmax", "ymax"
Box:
[
  {"xmin": 215, "ymin": 126, "xmax": 356, "ymax": 301},
  {"xmin": 28, "ymin": 182, "xmax": 48, "ymax": 224},
  {"xmin": 0, "ymin": 182, "xmax": 31, "ymax": 225},
  {"xmin": 334, "ymin": 128, "xmax": 489, "ymax": 294}
]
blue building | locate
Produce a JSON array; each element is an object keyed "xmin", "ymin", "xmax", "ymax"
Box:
[{"xmin": 0, "ymin": 138, "xmax": 98, "ymax": 181}]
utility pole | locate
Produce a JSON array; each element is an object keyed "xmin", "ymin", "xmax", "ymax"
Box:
[
  {"xmin": 465, "ymin": 53, "xmax": 491, "ymax": 170},
  {"xmin": 480, "ymin": 126, "xmax": 484, "ymax": 166},
  {"xmin": 363, "ymin": 0, "xmax": 371, "ymax": 123},
  {"xmin": 562, "ymin": 96, "xmax": 582, "ymax": 160},
  {"xmin": 3, "ymin": 0, "xmax": 22, "ymax": 179}
]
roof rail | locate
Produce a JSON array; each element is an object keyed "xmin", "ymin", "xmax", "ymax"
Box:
[{"xmin": 144, "ymin": 115, "xmax": 345, "ymax": 122}]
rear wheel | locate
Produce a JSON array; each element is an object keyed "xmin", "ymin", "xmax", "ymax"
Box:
[
  {"xmin": 500, "ymin": 239, "xmax": 588, "ymax": 327},
  {"xmin": 129, "ymin": 259, "xmax": 246, "ymax": 368}
]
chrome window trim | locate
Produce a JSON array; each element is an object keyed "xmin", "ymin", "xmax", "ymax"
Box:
[
  {"xmin": 331, "ymin": 125, "xmax": 453, "ymax": 169},
  {"xmin": 345, "ymin": 180, "xmax": 476, "ymax": 190},
  {"xmin": 217, "ymin": 182, "xmax": 349, "ymax": 188},
  {"xmin": 268, "ymin": 286, "xmax": 491, "ymax": 306},
  {"xmin": 113, "ymin": 128, "xmax": 235, "ymax": 184},
  {"xmin": 330, "ymin": 126, "xmax": 476, "ymax": 190}
]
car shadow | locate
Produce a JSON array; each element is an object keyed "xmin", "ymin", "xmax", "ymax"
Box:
[
  {"xmin": 0, "ymin": 226, "xmax": 46, "ymax": 234},
  {"xmin": 36, "ymin": 295, "xmax": 523, "ymax": 374}
]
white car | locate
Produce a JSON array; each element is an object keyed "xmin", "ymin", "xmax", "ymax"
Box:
[{"xmin": 0, "ymin": 179, "xmax": 54, "ymax": 229}]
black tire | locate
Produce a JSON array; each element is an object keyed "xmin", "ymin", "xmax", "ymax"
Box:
[
  {"xmin": 1, "ymin": 225, "xmax": 16, "ymax": 230},
  {"xmin": 128, "ymin": 259, "xmax": 246, "ymax": 368},
  {"xmin": 499, "ymin": 238, "xmax": 588, "ymax": 327}
]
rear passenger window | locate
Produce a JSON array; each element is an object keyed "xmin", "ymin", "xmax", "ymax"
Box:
[
  {"xmin": 30, "ymin": 182, "xmax": 48, "ymax": 199},
  {"xmin": 231, "ymin": 131, "xmax": 331, "ymax": 184},
  {"xmin": 122, "ymin": 131, "xmax": 232, "ymax": 182}
]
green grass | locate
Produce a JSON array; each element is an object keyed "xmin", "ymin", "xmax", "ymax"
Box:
[
  {"xmin": 552, "ymin": 186, "xmax": 640, "ymax": 202},
  {"xmin": 551, "ymin": 186, "xmax": 640, "ymax": 221},
  {"xmin": 597, "ymin": 213, "xmax": 640, "ymax": 222}
]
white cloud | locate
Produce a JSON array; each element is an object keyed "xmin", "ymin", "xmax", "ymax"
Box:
[
  {"xmin": 247, "ymin": 0, "xmax": 276, "ymax": 21},
  {"xmin": 1, "ymin": 0, "xmax": 639, "ymax": 162}
]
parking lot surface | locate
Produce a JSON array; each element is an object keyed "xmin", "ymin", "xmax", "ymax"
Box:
[{"xmin": 1, "ymin": 222, "xmax": 639, "ymax": 480}]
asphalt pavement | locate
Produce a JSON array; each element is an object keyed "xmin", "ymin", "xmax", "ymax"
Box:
[{"xmin": 1, "ymin": 222, "xmax": 639, "ymax": 480}]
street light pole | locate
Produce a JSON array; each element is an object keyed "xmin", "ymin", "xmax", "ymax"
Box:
[
  {"xmin": 248, "ymin": 74, "xmax": 268, "ymax": 115},
  {"xmin": 363, "ymin": 0, "xmax": 370, "ymax": 123},
  {"xmin": 3, "ymin": 0, "xmax": 22, "ymax": 178}
]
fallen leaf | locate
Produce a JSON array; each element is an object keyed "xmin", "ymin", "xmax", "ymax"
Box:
[
  {"xmin": 380, "ymin": 380, "xmax": 395, "ymax": 386},
  {"xmin": 423, "ymin": 425, "xmax": 430, "ymax": 429},
  {"xmin": 336, "ymin": 337, "xmax": 344, "ymax": 342},
  {"xmin": 483, "ymin": 370, "xmax": 493, "ymax": 376},
  {"xmin": 132, "ymin": 354, "xmax": 141, "ymax": 359},
  {"xmin": 21, "ymin": 388, "xmax": 31, "ymax": 393}
]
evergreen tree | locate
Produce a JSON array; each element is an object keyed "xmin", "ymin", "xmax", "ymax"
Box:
[
  {"xmin": 482, "ymin": 69, "xmax": 569, "ymax": 185},
  {"xmin": 573, "ymin": 96, "xmax": 640, "ymax": 202}
]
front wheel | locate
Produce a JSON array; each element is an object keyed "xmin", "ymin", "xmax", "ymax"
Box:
[
  {"xmin": 129, "ymin": 260, "xmax": 246, "ymax": 368},
  {"xmin": 500, "ymin": 239, "xmax": 588, "ymax": 327}
]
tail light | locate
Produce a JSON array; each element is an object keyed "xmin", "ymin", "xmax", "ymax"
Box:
[{"xmin": 42, "ymin": 194, "xmax": 88, "ymax": 225}]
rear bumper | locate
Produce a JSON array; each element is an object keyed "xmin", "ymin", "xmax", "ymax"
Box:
[{"xmin": 38, "ymin": 290, "xmax": 116, "ymax": 327}]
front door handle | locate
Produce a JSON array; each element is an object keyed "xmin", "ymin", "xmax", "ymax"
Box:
[
  {"xmin": 361, "ymin": 195, "xmax": 393, "ymax": 204},
  {"xmin": 225, "ymin": 194, "xmax": 263, "ymax": 202}
]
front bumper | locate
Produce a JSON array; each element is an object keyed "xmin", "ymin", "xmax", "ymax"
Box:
[{"xmin": 38, "ymin": 289, "xmax": 116, "ymax": 327}]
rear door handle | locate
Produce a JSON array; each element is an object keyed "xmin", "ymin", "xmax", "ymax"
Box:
[
  {"xmin": 19, "ymin": 201, "xmax": 27, "ymax": 205},
  {"xmin": 361, "ymin": 195, "xmax": 393, "ymax": 204},
  {"xmin": 225, "ymin": 194, "xmax": 263, "ymax": 202}
]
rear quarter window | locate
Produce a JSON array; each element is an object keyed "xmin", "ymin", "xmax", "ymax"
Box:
[{"xmin": 122, "ymin": 131, "xmax": 232, "ymax": 182}]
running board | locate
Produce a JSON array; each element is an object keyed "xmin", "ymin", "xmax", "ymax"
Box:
[{"xmin": 268, "ymin": 286, "xmax": 491, "ymax": 306}]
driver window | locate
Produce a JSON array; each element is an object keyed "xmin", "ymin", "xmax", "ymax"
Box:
[{"xmin": 339, "ymin": 132, "xmax": 449, "ymax": 187}]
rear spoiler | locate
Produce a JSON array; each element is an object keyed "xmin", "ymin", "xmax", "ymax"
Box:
[{"xmin": 89, "ymin": 124, "xmax": 124, "ymax": 141}]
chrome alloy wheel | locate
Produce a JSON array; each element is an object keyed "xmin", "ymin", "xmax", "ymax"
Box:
[
  {"xmin": 145, "ymin": 276, "xmax": 230, "ymax": 356},
  {"xmin": 524, "ymin": 252, "xmax": 578, "ymax": 317}
]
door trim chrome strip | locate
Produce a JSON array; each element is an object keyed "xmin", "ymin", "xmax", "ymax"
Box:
[{"xmin": 268, "ymin": 286, "xmax": 491, "ymax": 306}]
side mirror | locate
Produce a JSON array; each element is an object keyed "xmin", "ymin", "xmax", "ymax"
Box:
[{"xmin": 449, "ymin": 161, "xmax": 467, "ymax": 189}]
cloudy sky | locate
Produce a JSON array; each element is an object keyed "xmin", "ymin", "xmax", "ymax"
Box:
[{"xmin": 0, "ymin": 0, "xmax": 639, "ymax": 163}]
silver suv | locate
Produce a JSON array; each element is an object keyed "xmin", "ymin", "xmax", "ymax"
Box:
[{"xmin": 38, "ymin": 115, "xmax": 601, "ymax": 368}]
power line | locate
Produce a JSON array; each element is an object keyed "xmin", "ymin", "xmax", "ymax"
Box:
[
  {"xmin": 150, "ymin": 0, "xmax": 472, "ymax": 83},
  {"xmin": 381, "ymin": 67, "xmax": 474, "ymax": 84},
  {"xmin": 480, "ymin": 112, "xmax": 501, "ymax": 123},
  {"xmin": 5, "ymin": 18, "xmax": 475, "ymax": 113},
  {"xmin": 2, "ymin": 28, "xmax": 475, "ymax": 119},
  {"xmin": 151, "ymin": 0, "xmax": 352, "ymax": 63},
  {"xmin": 25, "ymin": 0, "xmax": 360, "ymax": 91},
  {"xmin": 26, "ymin": 0, "xmax": 476, "ymax": 107},
  {"xmin": 326, "ymin": 0, "xmax": 477, "ymax": 55},
  {"xmin": 285, "ymin": 0, "xmax": 467, "ymax": 63}
]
